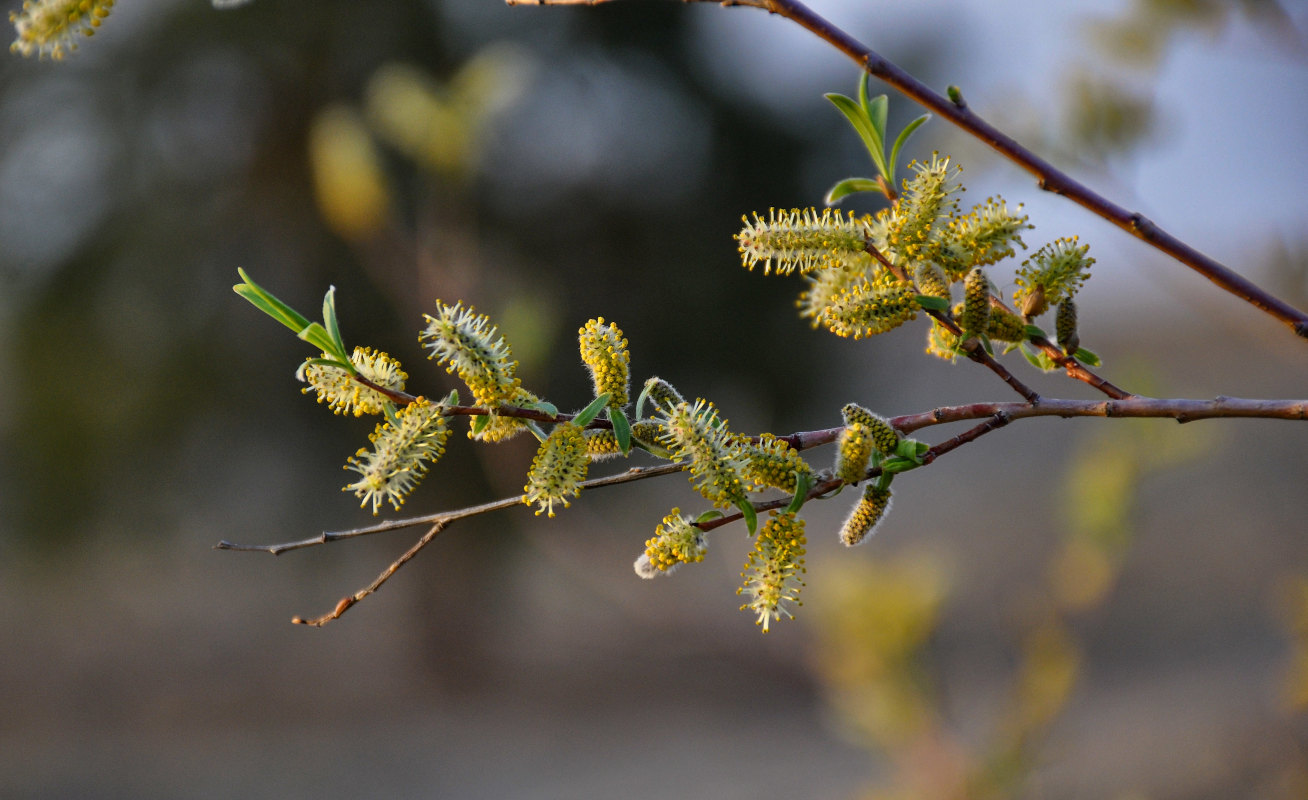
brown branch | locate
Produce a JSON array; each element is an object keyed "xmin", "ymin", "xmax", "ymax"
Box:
[
  {"xmin": 866, "ymin": 241, "xmax": 1043, "ymax": 404},
  {"xmin": 219, "ymin": 391, "xmax": 1304, "ymax": 623},
  {"xmin": 507, "ymin": 0, "xmax": 1308, "ymax": 339}
]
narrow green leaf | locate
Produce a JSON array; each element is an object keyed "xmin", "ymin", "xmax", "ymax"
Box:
[
  {"xmin": 525, "ymin": 420, "xmax": 548, "ymax": 443},
  {"xmin": 1020, "ymin": 341, "xmax": 1045, "ymax": 370},
  {"xmin": 866, "ymin": 93, "xmax": 889, "ymax": 144},
  {"xmin": 914, "ymin": 294, "xmax": 950, "ymax": 311},
  {"xmin": 915, "ymin": 441, "xmax": 930, "ymax": 457},
  {"xmin": 523, "ymin": 399, "xmax": 560, "ymax": 418},
  {"xmin": 608, "ymin": 407, "xmax": 632, "ymax": 455},
  {"xmin": 695, "ymin": 510, "xmax": 724, "ymax": 525},
  {"xmin": 825, "ymin": 177, "xmax": 882, "ymax": 205},
  {"xmin": 382, "ymin": 403, "xmax": 401, "ymax": 428},
  {"xmin": 634, "ymin": 381, "xmax": 653, "ymax": 421},
  {"xmin": 297, "ymin": 322, "xmax": 347, "ymax": 363},
  {"xmin": 888, "ymin": 114, "xmax": 931, "ymax": 181},
  {"xmin": 736, "ymin": 499, "xmax": 758, "ymax": 536},
  {"xmin": 1074, "ymin": 347, "xmax": 1102, "ymax": 367},
  {"xmin": 1023, "ymin": 324, "xmax": 1048, "ymax": 340},
  {"xmin": 441, "ymin": 389, "xmax": 460, "ymax": 407},
  {"xmin": 881, "ymin": 456, "xmax": 918, "ymax": 474},
  {"xmin": 234, "ymin": 269, "xmax": 312, "ymax": 335},
  {"xmin": 572, "ymin": 393, "xmax": 612, "ymax": 428},
  {"xmin": 785, "ymin": 469, "xmax": 812, "ymax": 515},
  {"xmin": 471, "ymin": 414, "xmax": 491, "ymax": 436},
  {"xmin": 322, "ymin": 286, "xmax": 346, "ymax": 357},
  {"xmin": 825, "ymin": 92, "xmax": 889, "ymax": 178}
]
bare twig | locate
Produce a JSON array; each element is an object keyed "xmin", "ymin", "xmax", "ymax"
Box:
[
  {"xmin": 507, "ymin": 0, "xmax": 1308, "ymax": 338},
  {"xmin": 220, "ymin": 393, "xmax": 1304, "ymax": 624}
]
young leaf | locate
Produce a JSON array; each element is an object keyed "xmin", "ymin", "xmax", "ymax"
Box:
[
  {"xmin": 572, "ymin": 393, "xmax": 612, "ymax": 428},
  {"xmin": 825, "ymin": 177, "xmax": 883, "ymax": 205},
  {"xmin": 471, "ymin": 414, "xmax": 491, "ymax": 436},
  {"xmin": 1074, "ymin": 347, "xmax": 1102, "ymax": 367},
  {"xmin": 915, "ymin": 294, "xmax": 950, "ymax": 311},
  {"xmin": 865, "ymin": 92, "xmax": 888, "ymax": 146},
  {"xmin": 695, "ymin": 509, "xmax": 724, "ymax": 525},
  {"xmin": 526, "ymin": 421, "xmax": 548, "ymax": 443},
  {"xmin": 322, "ymin": 286, "xmax": 345, "ymax": 357},
  {"xmin": 297, "ymin": 322, "xmax": 347, "ymax": 362},
  {"xmin": 1024, "ymin": 324, "xmax": 1048, "ymax": 340},
  {"xmin": 608, "ymin": 407, "xmax": 632, "ymax": 455},
  {"xmin": 234, "ymin": 269, "xmax": 312, "ymax": 335},
  {"xmin": 888, "ymin": 113, "xmax": 931, "ymax": 181},
  {"xmin": 736, "ymin": 499, "xmax": 758, "ymax": 536},
  {"xmin": 523, "ymin": 399, "xmax": 560, "ymax": 418},
  {"xmin": 825, "ymin": 93, "xmax": 889, "ymax": 178},
  {"xmin": 785, "ymin": 469, "xmax": 813, "ymax": 515}
]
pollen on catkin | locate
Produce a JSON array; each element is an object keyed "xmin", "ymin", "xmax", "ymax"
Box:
[
  {"xmin": 342, "ymin": 397, "xmax": 450, "ymax": 515},
  {"xmin": 820, "ymin": 280, "xmax": 918, "ymax": 340},
  {"xmin": 583, "ymin": 428, "xmax": 624, "ymax": 461},
  {"xmin": 635, "ymin": 508, "xmax": 707, "ymax": 578},
  {"xmin": 738, "ymin": 510, "xmax": 807, "ymax": 633},
  {"xmin": 960, "ymin": 266, "xmax": 991, "ymax": 339},
  {"xmin": 736, "ymin": 207, "xmax": 872, "ymax": 275},
  {"xmin": 936, "ymin": 196, "xmax": 1030, "ymax": 274},
  {"xmin": 299, "ymin": 347, "xmax": 407, "ymax": 417},
  {"xmin": 889, "ymin": 154, "xmax": 961, "ymax": 262},
  {"xmin": 1056, "ymin": 298, "xmax": 1080, "ymax": 354},
  {"xmin": 523, "ymin": 421, "xmax": 588, "ymax": 517},
  {"xmin": 420, "ymin": 300, "xmax": 521, "ymax": 406},
  {"xmin": 579, "ymin": 317, "xmax": 631, "ymax": 408},
  {"xmin": 1015, "ymin": 236, "xmax": 1093, "ymax": 312},
  {"xmin": 660, "ymin": 399, "xmax": 747, "ymax": 509},
  {"xmin": 641, "ymin": 377, "xmax": 684, "ymax": 415},
  {"xmin": 740, "ymin": 434, "xmax": 812, "ymax": 494},
  {"xmin": 839, "ymin": 483, "xmax": 892, "ymax": 546},
  {"xmin": 913, "ymin": 261, "xmax": 951, "ymax": 300},
  {"xmin": 925, "ymin": 317, "xmax": 963, "ymax": 361},
  {"xmin": 10, "ymin": 0, "xmax": 115, "ymax": 60},
  {"xmin": 834, "ymin": 421, "xmax": 876, "ymax": 485},
  {"xmin": 842, "ymin": 403, "xmax": 900, "ymax": 456},
  {"xmin": 986, "ymin": 305, "xmax": 1028, "ymax": 343}
]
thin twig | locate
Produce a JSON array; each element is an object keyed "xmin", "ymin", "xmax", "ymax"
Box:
[
  {"xmin": 507, "ymin": 0, "xmax": 1308, "ymax": 338},
  {"xmin": 866, "ymin": 241, "xmax": 1043, "ymax": 404}
]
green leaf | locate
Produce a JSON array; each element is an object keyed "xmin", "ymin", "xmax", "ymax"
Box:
[
  {"xmin": 914, "ymin": 294, "xmax": 950, "ymax": 311},
  {"xmin": 634, "ymin": 381, "xmax": 653, "ymax": 421},
  {"xmin": 881, "ymin": 456, "xmax": 918, "ymax": 474},
  {"xmin": 895, "ymin": 438, "xmax": 924, "ymax": 464},
  {"xmin": 865, "ymin": 91, "xmax": 888, "ymax": 144},
  {"xmin": 915, "ymin": 441, "xmax": 930, "ymax": 457},
  {"xmin": 523, "ymin": 399, "xmax": 560, "ymax": 418},
  {"xmin": 1019, "ymin": 341, "xmax": 1057, "ymax": 372},
  {"xmin": 1023, "ymin": 324, "xmax": 1048, "ymax": 340},
  {"xmin": 825, "ymin": 177, "xmax": 882, "ymax": 205},
  {"xmin": 608, "ymin": 407, "xmax": 632, "ymax": 455},
  {"xmin": 888, "ymin": 114, "xmax": 931, "ymax": 182},
  {"xmin": 525, "ymin": 421, "xmax": 548, "ymax": 443},
  {"xmin": 825, "ymin": 92, "xmax": 889, "ymax": 178},
  {"xmin": 572, "ymin": 393, "xmax": 611, "ymax": 428},
  {"xmin": 736, "ymin": 499, "xmax": 758, "ymax": 536},
  {"xmin": 1074, "ymin": 347, "xmax": 1102, "ymax": 367},
  {"xmin": 441, "ymin": 389, "xmax": 460, "ymax": 407},
  {"xmin": 302, "ymin": 356, "xmax": 352, "ymax": 371},
  {"xmin": 695, "ymin": 510, "xmax": 724, "ymax": 525},
  {"xmin": 382, "ymin": 403, "xmax": 401, "ymax": 428},
  {"xmin": 297, "ymin": 322, "xmax": 347, "ymax": 362},
  {"xmin": 471, "ymin": 414, "xmax": 491, "ymax": 436},
  {"xmin": 322, "ymin": 286, "xmax": 346, "ymax": 357},
  {"xmin": 785, "ymin": 469, "xmax": 812, "ymax": 515},
  {"xmin": 234, "ymin": 269, "xmax": 312, "ymax": 335}
]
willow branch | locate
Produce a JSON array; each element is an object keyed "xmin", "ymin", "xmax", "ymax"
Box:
[
  {"xmin": 866, "ymin": 242, "xmax": 1042, "ymax": 404},
  {"xmin": 507, "ymin": 0, "xmax": 1308, "ymax": 339}
]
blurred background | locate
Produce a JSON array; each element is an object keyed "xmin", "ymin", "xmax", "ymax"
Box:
[{"xmin": 2, "ymin": 0, "xmax": 1307, "ymax": 797}]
